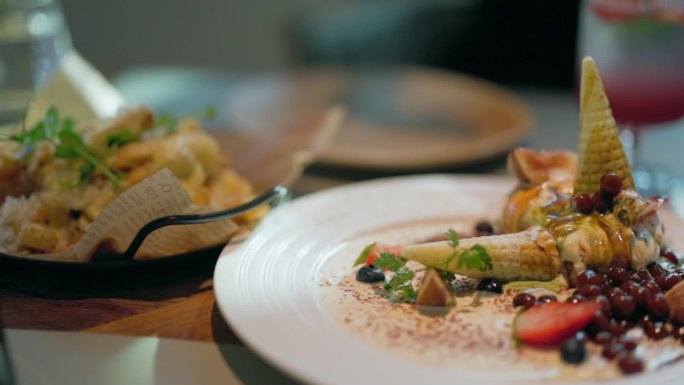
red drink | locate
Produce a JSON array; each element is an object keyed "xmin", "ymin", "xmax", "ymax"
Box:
[
  {"xmin": 602, "ymin": 70, "xmax": 684, "ymax": 125},
  {"xmin": 578, "ymin": 1, "xmax": 684, "ymax": 127}
]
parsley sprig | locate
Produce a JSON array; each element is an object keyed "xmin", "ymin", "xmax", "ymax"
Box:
[
  {"xmin": 442, "ymin": 229, "xmax": 493, "ymax": 272},
  {"xmin": 7, "ymin": 107, "xmax": 122, "ymax": 187}
]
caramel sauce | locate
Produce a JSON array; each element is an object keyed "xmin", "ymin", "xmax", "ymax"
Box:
[{"xmin": 504, "ymin": 184, "xmax": 635, "ymax": 270}]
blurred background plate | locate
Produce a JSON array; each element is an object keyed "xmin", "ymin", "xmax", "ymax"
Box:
[{"xmin": 220, "ymin": 66, "xmax": 533, "ymax": 170}]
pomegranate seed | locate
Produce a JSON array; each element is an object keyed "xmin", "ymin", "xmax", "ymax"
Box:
[
  {"xmin": 573, "ymin": 194, "xmax": 593, "ymax": 214},
  {"xmin": 592, "ymin": 191, "xmax": 612, "ymax": 214},
  {"xmin": 600, "ymin": 173, "xmax": 623, "ymax": 197}
]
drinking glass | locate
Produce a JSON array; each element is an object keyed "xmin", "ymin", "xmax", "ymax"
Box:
[
  {"xmin": 577, "ymin": 0, "xmax": 684, "ymax": 195},
  {"xmin": 0, "ymin": 0, "xmax": 72, "ymax": 127}
]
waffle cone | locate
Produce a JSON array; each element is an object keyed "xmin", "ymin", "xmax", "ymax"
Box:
[
  {"xmin": 574, "ymin": 57, "xmax": 635, "ymax": 196},
  {"xmin": 403, "ymin": 227, "xmax": 561, "ymax": 281}
]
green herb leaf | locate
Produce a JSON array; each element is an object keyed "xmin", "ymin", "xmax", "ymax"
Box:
[
  {"xmin": 3, "ymin": 106, "xmax": 122, "ymax": 187},
  {"xmin": 472, "ymin": 244, "xmax": 493, "ymax": 271},
  {"xmin": 202, "ymin": 106, "xmax": 217, "ymax": 120},
  {"xmin": 79, "ymin": 162, "xmax": 96, "ymax": 184},
  {"xmin": 373, "ymin": 252, "xmax": 405, "ymax": 271},
  {"xmin": 54, "ymin": 145, "xmax": 80, "ymax": 159},
  {"xmin": 385, "ymin": 266, "xmax": 415, "ymax": 289},
  {"xmin": 106, "ymin": 130, "xmax": 137, "ymax": 149},
  {"xmin": 57, "ymin": 125, "xmax": 85, "ymax": 148},
  {"xmin": 441, "ymin": 229, "xmax": 493, "ymax": 272},
  {"xmin": 352, "ymin": 247, "xmax": 417, "ymax": 303},
  {"xmin": 383, "ymin": 266, "xmax": 417, "ymax": 303},
  {"xmin": 11, "ymin": 121, "xmax": 45, "ymax": 145},
  {"xmin": 456, "ymin": 244, "xmax": 493, "ymax": 272},
  {"xmin": 446, "ymin": 228, "xmax": 459, "ymax": 248}
]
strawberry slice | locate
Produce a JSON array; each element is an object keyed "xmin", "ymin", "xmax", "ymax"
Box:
[{"xmin": 513, "ymin": 302, "xmax": 600, "ymax": 346}]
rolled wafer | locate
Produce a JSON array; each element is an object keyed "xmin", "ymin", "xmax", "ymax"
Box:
[
  {"xmin": 574, "ymin": 57, "xmax": 635, "ymax": 196},
  {"xmin": 403, "ymin": 227, "xmax": 561, "ymax": 281}
]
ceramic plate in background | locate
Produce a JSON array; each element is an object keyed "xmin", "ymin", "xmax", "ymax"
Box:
[{"xmin": 220, "ymin": 67, "xmax": 533, "ymax": 170}]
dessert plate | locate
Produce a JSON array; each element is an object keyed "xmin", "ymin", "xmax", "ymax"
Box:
[{"xmin": 214, "ymin": 175, "xmax": 684, "ymax": 385}]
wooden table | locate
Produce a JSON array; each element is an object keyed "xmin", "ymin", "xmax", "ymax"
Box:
[{"xmin": 0, "ymin": 245, "xmax": 232, "ymax": 342}]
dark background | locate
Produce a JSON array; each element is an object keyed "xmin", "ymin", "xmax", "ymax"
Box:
[{"xmin": 62, "ymin": 0, "xmax": 581, "ymax": 88}]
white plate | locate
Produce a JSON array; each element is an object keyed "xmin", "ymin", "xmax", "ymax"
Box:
[{"xmin": 213, "ymin": 175, "xmax": 684, "ymax": 385}]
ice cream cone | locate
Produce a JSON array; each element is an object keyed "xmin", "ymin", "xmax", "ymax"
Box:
[
  {"xmin": 574, "ymin": 57, "xmax": 635, "ymax": 196},
  {"xmin": 402, "ymin": 227, "xmax": 561, "ymax": 281}
]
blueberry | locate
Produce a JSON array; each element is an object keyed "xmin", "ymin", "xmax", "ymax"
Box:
[
  {"xmin": 356, "ymin": 265, "xmax": 385, "ymax": 283},
  {"xmin": 476, "ymin": 278, "xmax": 503, "ymax": 294},
  {"xmin": 560, "ymin": 336, "xmax": 586, "ymax": 364},
  {"xmin": 475, "ymin": 221, "xmax": 494, "ymax": 235}
]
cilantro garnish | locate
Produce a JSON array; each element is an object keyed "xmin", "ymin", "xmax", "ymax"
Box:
[
  {"xmin": 6, "ymin": 106, "xmax": 122, "ymax": 187},
  {"xmin": 355, "ymin": 249, "xmax": 417, "ymax": 303},
  {"xmin": 442, "ymin": 228, "xmax": 493, "ymax": 272},
  {"xmin": 383, "ymin": 265, "xmax": 417, "ymax": 303},
  {"xmin": 376, "ymin": 252, "xmax": 417, "ymax": 303}
]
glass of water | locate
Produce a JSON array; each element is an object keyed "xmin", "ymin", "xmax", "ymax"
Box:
[{"xmin": 0, "ymin": 0, "xmax": 72, "ymax": 126}]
